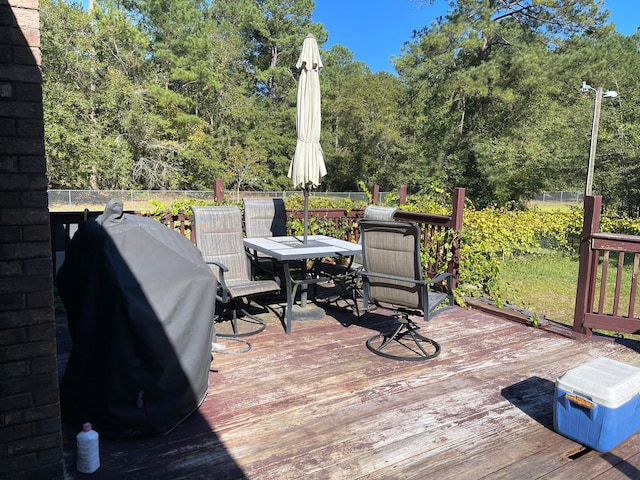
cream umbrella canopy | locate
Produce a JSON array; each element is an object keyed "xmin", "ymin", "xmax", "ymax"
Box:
[{"xmin": 288, "ymin": 33, "xmax": 326, "ymax": 243}]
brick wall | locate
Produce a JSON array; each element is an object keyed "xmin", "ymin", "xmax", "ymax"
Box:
[{"xmin": 0, "ymin": 1, "xmax": 63, "ymax": 478}]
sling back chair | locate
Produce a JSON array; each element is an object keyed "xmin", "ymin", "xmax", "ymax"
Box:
[
  {"xmin": 358, "ymin": 219, "xmax": 454, "ymax": 361},
  {"xmin": 243, "ymin": 197, "xmax": 288, "ymax": 238},
  {"xmin": 243, "ymin": 198, "xmax": 305, "ymax": 279},
  {"xmin": 192, "ymin": 206, "xmax": 280, "ymax": 338},
  {"xmin": 315, "ymin": 205, "xmax": 397, "ymax": 316}
]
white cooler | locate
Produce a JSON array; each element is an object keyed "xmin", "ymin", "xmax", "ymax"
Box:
[{"xmin": 554, "ymin": 357, "xmax": 640, "ymax": 452}]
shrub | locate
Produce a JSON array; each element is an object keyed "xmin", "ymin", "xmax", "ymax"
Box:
[{"xmin": 455, "ymin": 206, "xmax": 581, "ymax": 303}]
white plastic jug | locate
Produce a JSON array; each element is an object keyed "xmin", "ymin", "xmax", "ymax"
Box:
[{"xmin": 76, "ymin": 422, "xmax": 100, "ymax": 473}]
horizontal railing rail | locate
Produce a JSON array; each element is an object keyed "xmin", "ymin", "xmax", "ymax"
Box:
[{"xmin": 286, "ymin": 208, "xmax": 363, "ymax": 243}]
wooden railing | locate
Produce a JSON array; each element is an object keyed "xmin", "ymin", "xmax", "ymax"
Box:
[
  {"xmin": 50, "ymin": 210, "xmax": 104, "ymax": 270},
  {"xmin": 50, "ymin": 188, "xmax": 465, "ymax": 290},
  {"xmin": 286, "ymin": 208, "xmax": 362, "ymax": 243},
  {"xmin": 285, "ymin": 187, "xmax": 465, "ymax": 289},
  {"xmin": 394, "ymin": 187, "xmax": 465, "ymax": 290},
  {"xmin": 573, "ymin": 195, "xmax": 640, "ymax": 335}
]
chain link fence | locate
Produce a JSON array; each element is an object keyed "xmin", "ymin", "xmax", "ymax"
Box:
[
  {"xmin": 49, "ymin": 189, "xmax": 581, "ymax": 212},
  {"xmin": 533, "ymin": 191, "xmax": 583, "ymax": 204},
  {"xmin": 529, "ymin": 191, "xmax": 584, "ymax": 208},
  {"xmin": 48, "ymin": 189, "xmax": 378, "ymax": 212}
]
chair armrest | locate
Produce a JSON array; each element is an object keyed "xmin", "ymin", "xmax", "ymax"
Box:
[
  {"xmin": 205, "ymin": 260, "xmax": 230, "ymax": 302},
  {"xmin": 429, "ymin": 271, "xmax": 453, "ymax": 285},
  {"xmin": 359, "ymin": 270, "xmax": 429, "ymax": 286},
  {"xmin": 205, "ymin": 260, "xmax": 228, "ymax": 273},
  {"xmin": 360, "ymin": 270, "xmax": 452, "ymax": 286}
]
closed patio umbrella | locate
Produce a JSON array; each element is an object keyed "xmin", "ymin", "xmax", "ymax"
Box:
[{"xmin": 288, "ymin": 33, "xmax": 326, "ymax": 243}]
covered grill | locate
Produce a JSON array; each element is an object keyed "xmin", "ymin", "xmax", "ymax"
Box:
[{"xmin": 57, "ymin": 199, "xmax": 216, "ymax": 438}]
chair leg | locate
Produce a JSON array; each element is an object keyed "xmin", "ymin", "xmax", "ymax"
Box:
[
  {"xmin": 365, "ymin": 313, "xmax": 441, "ymax": 362},
  {"xmin": 216, "ymin": 301, "xmax": 267, "ymax": 338},
  {"xmin": 316, "ymin": 273, "xmax": 361, "ymax": 316},
  {"xmin": 211, "ymin": 314, "xmax": 253, "ymax": 354}
]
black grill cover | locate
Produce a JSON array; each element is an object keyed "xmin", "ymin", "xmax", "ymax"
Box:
[{"xmin": 57, "ymin": 199, "xmax": 216, "ymax": 438}]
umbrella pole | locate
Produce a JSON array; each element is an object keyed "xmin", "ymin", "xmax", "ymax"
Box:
[
  {"xmin": 300, "ymin": 186, "xmax": 310, "ymax": 307},
  {"xmin": 303, "ymin": 187, "xmax": 309, "ymax": 244},
  {"xmin": 296, "ymin": 186, "xmax": 324, "ymax": 320}
]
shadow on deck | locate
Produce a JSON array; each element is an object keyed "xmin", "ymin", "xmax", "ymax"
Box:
[{"xmin": 56, "ymin": 298, "xmax": 640, "ymax": 479}]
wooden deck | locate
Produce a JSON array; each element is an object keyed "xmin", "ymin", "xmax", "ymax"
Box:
[{"xmin": 57, "ymin": 301, "xmax": 640, "ymax": 479}]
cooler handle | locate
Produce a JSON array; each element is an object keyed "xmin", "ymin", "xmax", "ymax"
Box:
[{"xmin": 565, "ymin": 392, "xmax": 595, "ymax": 410}]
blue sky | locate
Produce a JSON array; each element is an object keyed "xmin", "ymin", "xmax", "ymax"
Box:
[
  {"xmin": 313, "ymin": 0, "xmax": 640, "ymax": 73},
  {"xmin": 76, "ymin": 0, "xmax": 638, "ymax": 74}
]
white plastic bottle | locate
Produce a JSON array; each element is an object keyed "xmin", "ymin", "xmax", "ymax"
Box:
[{"xmin": 76, "ymin": 422, "xmax": 100, "ymax": 473}]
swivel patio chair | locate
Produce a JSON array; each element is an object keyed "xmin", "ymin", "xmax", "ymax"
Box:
[
  {"xmin": 358, "ymin": 219, "xmax": 454, "ymax": 361},
  {"xmin": 192, "ymin": 206, "xmax": 280, "ymax": 338},
  {"xmin": 315, "ymin": 205, "xmax": 398, "ymax": 316}
]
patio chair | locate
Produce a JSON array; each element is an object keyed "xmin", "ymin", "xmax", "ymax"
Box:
[
  {"xmin": 243, "ymin": 198, "xmax": 282, "ymax": 279},
  {"xmin": 358, "ymin": 219, "xmax": 454, "ymax": 361},
  {"xmin": 315, "ymin": 205, "xmax": 398, "ymax": 315},
  {"xmin": 242, "ymin": 198, "xmax": 302, "ymax": 279},
  {"xmin": 192, "ymin": 206, "xmax": 280, "ymax": 338},
  {"xmin": 243, "ymin": 197, "xmax": 288, "ymax": 238}
]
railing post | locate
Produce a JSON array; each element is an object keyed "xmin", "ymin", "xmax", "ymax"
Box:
[
  {"xmin": 214, "ymin": 179, "xmax": 224, "ymax": 204},
  {"xmin": 399, "ymin": 185, "xmax": 407, "ymax": 205},
  {"xmin": 573, "ymin": 195, "xmax": 602, "ymax": 336},
  {"xmin": 449, "ymin": 188, "xmax": 465, "ymax": 291},
  {"xmin": 372, "ymin": 184, "xmax": 379, "ymax": 205}
]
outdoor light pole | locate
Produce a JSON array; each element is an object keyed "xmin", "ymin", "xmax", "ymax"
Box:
[
  {"xmin": 585, "ymin": 85, "xmax": 603, "ymax": 197},
  {"xmin": 580, "ymin": 82, "xmax": 618, "ymax": 197}
]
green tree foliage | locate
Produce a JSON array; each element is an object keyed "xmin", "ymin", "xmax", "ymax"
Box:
[
  {"xmin": 320, "ymin": 47, "xmax": 408, "ymax": 191},
  {"xmin": 42, "ymin": 0, "xmax": 640, "ymax": 215},
  {"xmin": 250, "ymin": 0, "xmax": 323, "ymax": 100},
  {"xmin": 560, "ymin": 32, "xmax": 640, "ymax": 216},
  {"xmin": 397, "ymin": 0, "xmax": 619, "ymax": 208},
  {"xmin": 42, "ymin": 0, "xmax": 124, "ymax": 189}
]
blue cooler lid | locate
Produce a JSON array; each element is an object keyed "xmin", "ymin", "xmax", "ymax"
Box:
[{"xmin": 556, "ymin": 357, "xmax": 640, "ymax": 408}]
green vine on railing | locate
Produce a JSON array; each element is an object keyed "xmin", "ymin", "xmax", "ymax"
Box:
[{"xmin": 287, "ymin": 214, "xmax": 354, "ymax": 239}]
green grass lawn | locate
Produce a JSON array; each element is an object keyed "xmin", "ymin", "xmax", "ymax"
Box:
[
  {"xmin": 499, "ymin": 251, "xmax": 638, "ymax": 338},
  {"xmin": 498, "ymin": 252, "xmax": 579, "ymax": 326},
  {"xmin": 526, "ymin": 200, "xmax": 578, "ymax": 212}
]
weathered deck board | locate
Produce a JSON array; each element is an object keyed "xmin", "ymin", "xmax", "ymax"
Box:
[{"xmin": 58, "ymin": 302, "xmax": 640, "ymax": 479}]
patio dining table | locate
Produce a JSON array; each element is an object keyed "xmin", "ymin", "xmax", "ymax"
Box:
[{"xmin": 243, "ymin": 235, "xmax": 361, "ymax": 334}]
